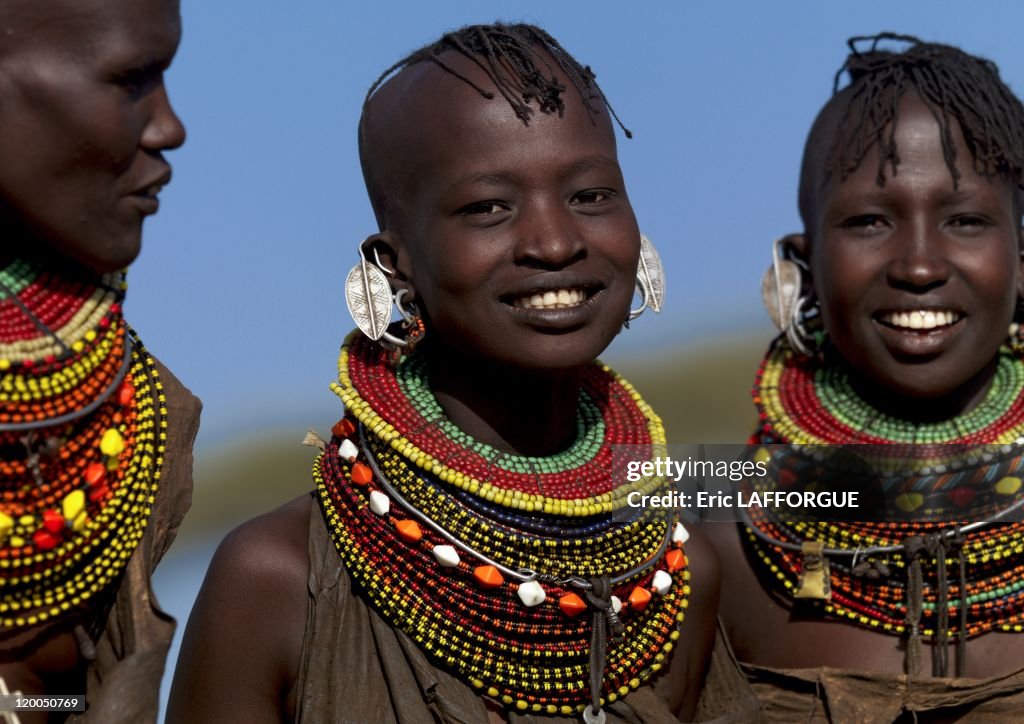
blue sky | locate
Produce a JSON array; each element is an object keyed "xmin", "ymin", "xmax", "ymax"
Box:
[{"xmin": 129, "ymin": 0, "xmax": 1024, "ymax": 448}]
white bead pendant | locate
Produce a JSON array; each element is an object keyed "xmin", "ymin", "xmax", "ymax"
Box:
[
  {"xmin": 338, "ymin": 439, "xmax": 359, "ymax": 462},
  {"xmin": 651, "ymin": 569, "xmax": 673, "ymax": 595},
  {"xmin": 672, "ymin": 522, "xmax": 689, "ymax": 545},
  {"xmin": 517, "ymin": 580, "xmax": 547, "ymax": 607},
  {"xmin": 432, "ymin": 544, "xmax": 461, "ymax": 568},
  {"xmin": 610, "ymin": 595, "xmax": 623, "ymax": 614},
  {"xmin": 368, "ymin": 491, "xmax": 390, "ymax": 516}
]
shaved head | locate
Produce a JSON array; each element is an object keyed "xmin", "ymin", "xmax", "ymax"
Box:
[{"xmin": 357, "ymin": 23, "xmax": 628, "ymax": 233}]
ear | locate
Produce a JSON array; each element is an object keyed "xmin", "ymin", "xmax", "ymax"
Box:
[
  {"xmin": 780, "ymin": 232, "xmax": 814, "ymax": 298},
  {"xmin": 365, "ymin": 231, "xmax": 416, "ymax": 299},
  {"xmin": 782, "ymin": 232, "xmax": 808, "ymax": 264}
]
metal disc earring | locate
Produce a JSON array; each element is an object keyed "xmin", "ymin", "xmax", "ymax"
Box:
[
  {"xmin": 627, "ymin": 235, "xmax": 665, "ymax": 322},
  {"xmin": 344, "ymin": 237, "xmax": 424, "ymax": 350},
  {"xmin": 760, "ymin": 236, "xmax": 818, "ymax": 355}
]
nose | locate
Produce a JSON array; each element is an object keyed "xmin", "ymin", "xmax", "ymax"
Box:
[
  {"xmin": 885, "ymin": 222, "xmax": 951, "ymax": 291},
  {"xmin": 141, "ymin": 84, "xmax": 187, "ymax": 152},
  {"xmin": 514, "ymin": 200, "xmax": 585, "ymax": 268}
]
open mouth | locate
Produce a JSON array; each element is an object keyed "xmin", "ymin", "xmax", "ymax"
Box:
[
  {"xmin": 508, "ymin": 287, "xmax": 593, "ymax": 310},
  {"xmin": 876, "ymin": 309, "xmax": 963, "ymax": 331},
  {"xmin": 138, "ymin": 183, "xmax": 165, "ymax": 198}
]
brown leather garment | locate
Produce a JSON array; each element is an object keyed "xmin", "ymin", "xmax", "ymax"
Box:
[
  {"xmin": 744, "ymin": 661, "xmax": 1024, "ymax": 723},
  {"xmin": 295, "ymin": 501, "xmax": 761, "ymax": 724},
  {"xmin": 70, "ymin": 360, "xmax": 200, "ymax": 723}
]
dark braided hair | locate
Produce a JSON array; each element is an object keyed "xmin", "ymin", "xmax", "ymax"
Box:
[
  {"xmin": 827, "ymin": 32, "xmax": 1024, "ymax": 191},
  {"xmin": 364, "ymin": 23, "xmax": 631, "ymax": 137}
]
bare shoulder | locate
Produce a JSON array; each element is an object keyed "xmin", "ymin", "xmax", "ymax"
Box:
[
  {"xmin": 167, "ymin": 494, "xmax": 313, "ymax": 724},
  {"xmin": 209, "ymin": 493, "xmax": 312, "ymax": 585}
]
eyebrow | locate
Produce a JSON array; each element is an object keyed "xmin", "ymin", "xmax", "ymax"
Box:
[{"xmin": 448, "ymin": 155, "xmax": 620, "ymax": 191}]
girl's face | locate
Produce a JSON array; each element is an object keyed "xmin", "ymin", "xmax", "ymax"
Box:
[
  {"xmin": 387, "ymin": 58, "xmax": 640, "ymax": 373},
  {"xmin": 0, "ymin": 0, "xmax": 185, "ymax": 272},
  {"xmin": 809, "ymin": 94, "xmax": 1023, "ymax": 404}
]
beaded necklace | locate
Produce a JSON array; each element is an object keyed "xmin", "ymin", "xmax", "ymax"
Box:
[
  {"xmin": 0, "ymin": 258, "xmax": 165, "ymax": 632},
  {"xmin": 746, "ymin": 337, "xmax": 1024, "ymax": 674},
  {"xmin": 315, "ymin": 334, "xmax": 690, "ymax": 717}
]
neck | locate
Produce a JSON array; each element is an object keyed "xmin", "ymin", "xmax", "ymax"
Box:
[
  {"xmin": 838, "ymin": 352, "xmax": 1000, "ymax": 424},
  {"xmin": 425, "ymin": 346, "xmax": 584, "ymax": 457}
]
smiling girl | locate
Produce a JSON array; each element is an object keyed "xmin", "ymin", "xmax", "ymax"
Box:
[
  {"xmin": 709, "ymin": 34, "xmax": 1024, "ymax": 722},
  {"xmin": 170, "ymin": 23, "xmax": 756, "ymax": 724}
]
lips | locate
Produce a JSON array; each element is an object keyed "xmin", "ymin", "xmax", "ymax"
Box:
[{"xmin": 129, "ymin": 169, "xmax": 172, "ymax": 199}]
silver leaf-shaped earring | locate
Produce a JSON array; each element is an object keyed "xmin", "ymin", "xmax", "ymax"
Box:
[
  {"xmin": 344, "ymin": 238, "xmax": 422, "ymax": 349},
  {"xmin": 760, "ymin": 236, "xmax": 817, "ymax": 355},
  {"xmin": 628, "ymin": 234, "xmax": 665, "ymax": 321}
]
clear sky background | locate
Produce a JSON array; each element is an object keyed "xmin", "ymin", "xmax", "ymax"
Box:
[
  {"xmin": 129, "ymin": 0, "xmax": 1024, "ymax": 450},
  {"xmin": 140, "ymin": 1, "xmax": 1024, "ymax": 714}
]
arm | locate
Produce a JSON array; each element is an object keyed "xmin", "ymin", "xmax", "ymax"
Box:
[
  {"xmin": 167, "ymin": 495, "xmax": 311, "ymax": 724},
  {"xmin": 670, "ymin": 524, "xmax": 722, "ymax": 720}
]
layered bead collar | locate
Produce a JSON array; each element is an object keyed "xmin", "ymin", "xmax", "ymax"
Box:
[
  {"xmin": 0, "ymin": 258, "xmax": 165, "ymax": 633},
  {"xmin": 314, "ymin": 333, "xmax": 691, "ymax": 717},
  {"xmin": 746, "ymin": 337, "xmax": 1024, "ymax": 675}
]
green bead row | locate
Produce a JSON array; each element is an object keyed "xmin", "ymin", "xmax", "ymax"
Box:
[{"xmin": 396, "ymin": 352, "xmax": 606, "ymax": 474}]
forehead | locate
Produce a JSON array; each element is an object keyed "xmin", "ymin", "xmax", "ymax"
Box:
[
  {"xmin": 807, "ymin": 93, "xmax": 1017, "ymax": 224},
  {"xmin": 0, "ymin": 0, "xmax": 180, "ymax": 62},
  {"xmin": 362, "ymin": 50, "xmax": 619, "ymax": 213}
]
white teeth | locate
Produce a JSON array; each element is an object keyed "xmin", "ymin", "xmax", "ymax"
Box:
[
  {"xmin": 514, "ymin": 288, "xmax": 587, "ymax": 310},
  {"xmin": 882, "ymin": 310, "xmax": 960, "ymax": 330}
]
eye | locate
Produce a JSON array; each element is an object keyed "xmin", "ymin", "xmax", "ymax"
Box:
[
  {"xmin": 948, "ymin": 214, "xmax": 993, "ymax": 232},
  {"xmin": 457, "ymin": 200, "xmax": 510, "ymax": 216},
  {"xmin": 111, "ymin": 66, "xmax": 163, "ymax": 99},
  {"xmin": 571, "ymin": 189, "xmax": 616, "ymax": 206},
  {"xmin": 840, "ymin": 214, "xmax": 889, "ymax": 234}
]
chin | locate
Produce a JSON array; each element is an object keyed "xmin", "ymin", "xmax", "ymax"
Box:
[{"xmin": 60, "ymin": 234, "xmax": 141, "ymax": 274}]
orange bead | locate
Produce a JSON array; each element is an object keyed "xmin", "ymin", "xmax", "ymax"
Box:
[
  {"xmin": 332, "ymin": 419, "xmax": 356, "ymax": 438},
  {"xmin": 118, "ymin": 383, "xmax": 134, "ymax": 406},
  {"xmin": 559, "ymin": 592, "xmax": 587, "ymax": 617},
  {"xmin": 350, "ymin": 462, "xmax": 373, "ymax": 485},
  {"xmin": 84, "ymin": 462, "xmax": 106, "ymax": 487},
  {"xmin": 473, "ymin": 565, "xmax": 505, "ymax": 589},
  {"xmin": 665, "ymin": 549, "xmax": 686, "ymax": 572},
  {"xmin": 395, "ymin": 519, "xmax": 423, "ymax": 543},
  {"xmin": 628, "ymin": 586, "xmax": 652, "ymax": 611}
]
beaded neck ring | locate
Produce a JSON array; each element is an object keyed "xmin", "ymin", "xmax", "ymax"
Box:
[
  {"xmin": 0, "ymin": 258, "xmax": 165, "ymax": 635},
  {"xmin": 746, "ymin": 336, "xmax": 1024, "ymax": 676},
  {"xmin": 315, "ymin": 333, "xmax": 691, "ymax": 720}
]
